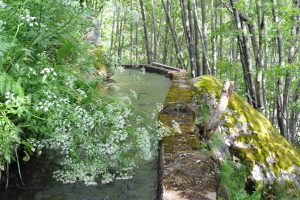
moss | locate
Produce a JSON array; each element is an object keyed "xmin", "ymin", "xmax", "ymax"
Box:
[
  {"xmin": 159, "ymin": 71, "xmax": 198, "ymax": 153},
  {"xmin": 194, "ymin": 75, "xmax": 300, "ymax": 187}
]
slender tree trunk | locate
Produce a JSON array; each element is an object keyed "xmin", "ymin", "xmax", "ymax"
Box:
[
  {"xmin": 161, "ymin": 0, "xmax": 185, "ymax": 68},
  {"xmin": 110, "ymin": 10, "xmax": 116, "ymax": 56},
  {"xmin": 272, "ymin": 0, "xmax": 286, "ymax": 137},
  {"xmin": 180, "ymin": 0, "xmax": 195, "ymax": 77},
  {"xmin": 151, "ymin": 0, "xmax": 157, "ymax": 61},
  {"xmin": 286, "ymin": 0, "xmax": 300, "ymax": 140},
  {"xmin": 120, "ymin": 17, "xmax": 126, "ymax": 58},
  {"xmin": 261, "ymin": 0, "xmax": 268, "ymax": 115},
  {"xmin": 201, "ymin": 0, "xmax": 209, "ymax": 74},
  {"xmin": 139, "ymin": 0, "xmax": 152, "ymax": 63},
  {"xmin": 230, "ymin": 0, "xmax": 257, "ymax": 109},
  {"xmin": 169, "ymin": 40, "xmax": 174, "ymax": 65},
  {"xmin": 130, "ymin": 0, "xmax": 134, "ymax": 63},
  {"xmin": 193, "ymin": 0, "xmax": 201, "ymax": 76},
  {"xmin": 162, "ymin": 7, "xmax": 169, "ymax": 65},
  {"xmin": 117, "ymin": 16, "xmax": 124, "ymax": 58},
  {"xmin": 156, "ymin": 18, "xmax": 163, "ymax": 60},
  {"xmin": 219, "ymin": 5, "xmax": 223, "ymax": 60},
  {"xmin": 135, "ymin": 5, "xmax": 139, "ymax": 64},
  {"xmin": 247, "ymin": 2, "xmax": 265, "ymax": 113},
  {"xmin": 211, "ymin": 0, "xmax": 217, "ymax": 75}
]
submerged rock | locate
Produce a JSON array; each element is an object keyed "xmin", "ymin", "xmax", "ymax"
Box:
[{"xmin": 193, "ymin": 75, "xmax": 300, "ymax": 188}]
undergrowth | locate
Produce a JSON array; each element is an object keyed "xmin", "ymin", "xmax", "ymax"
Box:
[{"xmin": 0, "ymin": 0, "xmax": 167, "ymax": 186}]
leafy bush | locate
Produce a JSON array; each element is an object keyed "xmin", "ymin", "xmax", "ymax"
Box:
[{"xmin": 0, "ymin": 0, "xmax": 167, "ymax": 185}]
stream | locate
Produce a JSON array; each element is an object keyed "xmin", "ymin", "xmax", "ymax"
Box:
[{"xmin": 0, "ymin": 69, "xmax": 171, "ymax": 200}]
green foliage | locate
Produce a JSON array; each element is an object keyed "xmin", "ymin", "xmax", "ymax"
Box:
[
  {"xmin": 0, "ymin": 73, "xmax": 24, "ymax": 97},
  {"xmin": 0, "ymin": 0, "xmax": 164, "ymax": 186},
  {"xmin": 219, "ymin": 159, "xmax": 261, "ymax": 200}
]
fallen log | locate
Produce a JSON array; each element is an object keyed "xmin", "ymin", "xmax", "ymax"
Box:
[{"xmin": 206, "ymin": 81, "xmax": 234, "ymax": 139}]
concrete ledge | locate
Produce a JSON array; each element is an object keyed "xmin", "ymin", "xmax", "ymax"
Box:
[{"xmin": 157, "ymin": 72, "xmax": 218, "ymax": 200}]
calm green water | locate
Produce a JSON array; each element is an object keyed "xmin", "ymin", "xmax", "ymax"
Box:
[{"xmin": 0, "ymin": 69, "xmax": 171, "ymax": 200}]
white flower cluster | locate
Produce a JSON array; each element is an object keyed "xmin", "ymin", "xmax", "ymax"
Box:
[
  {"xmin": 151, "ymin": 103, "xmax": 164, "ymax": 119},
  {"xmin": 40, "ymin": 67, "xmax": 57, "ymax": 81},
  {"xmin": 66, "ymin": 76, "xmax": 76, "ymax": 88},
  {"xmin": 4, "ymin": 92, "xmax": 26, "ymax": 107},
  {"xmin": 74, "ymin": 106, "xmax": 94, "ymax": 131},
  {"xmin": 36, "ymin": 100, "xmax": 55, "ymax": 112},
  {"xmin": 0, "ymin": 0, "xmax": 6, "ymax": 9},
  {"xmin": 20, "ymin": 9, "xmax": 38, "ymax": 27},
  {"xmin": 137, "ymin": 127, "xmax": 152, "ymax": 160},
  {"xmin": 36, "ymin": 91, "xmax": 58, "ymax": 112},
  {"xmin": 36, "ymin": 91, "xmax": 159, "ymax": 185},
  {"xmin": 76, "ymin": 89, "xmax": 87, "ymax": 100}
]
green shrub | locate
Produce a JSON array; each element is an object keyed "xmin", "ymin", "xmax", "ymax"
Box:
[{"xmin": 0, "ymin": 0, "xmax": 166, "ymax": 186}]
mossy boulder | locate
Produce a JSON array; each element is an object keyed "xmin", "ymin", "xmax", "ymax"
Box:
[{"xmin": 193, "ymin": 75, "xmax": 300, "ymax": 188}]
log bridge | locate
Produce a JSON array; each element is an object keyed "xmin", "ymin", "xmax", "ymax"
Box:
[{"xmin": 123, "ymin": 63, "xmax": 218, "ymax": 200}]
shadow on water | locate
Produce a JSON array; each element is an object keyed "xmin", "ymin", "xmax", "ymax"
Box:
[{"xmin": 0, "ymin": 69, "xmax": 171, "ymax": 200}]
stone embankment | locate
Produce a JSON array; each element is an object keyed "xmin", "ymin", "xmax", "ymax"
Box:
[{"xmin": 157, "ymin": 71, "xmax": 218, "ymax": 200}]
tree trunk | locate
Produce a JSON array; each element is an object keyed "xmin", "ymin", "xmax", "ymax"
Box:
[
  {"xmin": 135, "ymin": 4, "xmax": 139, "ymax": 65},
  {"xmin": 162, "ymin": 6, "xmax": 169, "ymax": 65},
  {"xmin": 230, "ymin": 0, "xmax": 257, "ymax": 109},
  {"xmin": 272, "ymin": 0, "xmax": 286, "ymax": 137},
  {"xmin": 193, "ymin": 0, "xmax": 201, "ymax": 76},
  {"xmin": 211, "ymin": 0, "xmax": 217, "ymax": 75},
  {"xmin": 139, "ymin": 0, "xmax": 153, "ymax": 63},
  {"xmin": 180, "ymin": 0, "xmax": 195, "ymax": 77},
  {"xmin": 110, "ymin": 9, "xmax": 116, "ymax": 56},
  {"xmin": 219, "ymin": 5, "xmax": 223, "ymax": 60},
  {"xmin": 206, "ymin": 81, "xmax": 235, "ymax": 139},
  {"xmin": 151, "ymin": 0, "xmax": 157, "ymax": 61},
  {"xmin": 286, "ymin": 0, "xmax": 300, "ymax": 140},
  {"xmin": 161, "ymin": 0, "xmax": 185, "ymax": 68},
  {"xmin": 130, "ymin": 0, "xmax": 134, "ymax": 63},
  {"xmin": 201, "ymin": 0, "xmax": 209, "ymax": 74}
]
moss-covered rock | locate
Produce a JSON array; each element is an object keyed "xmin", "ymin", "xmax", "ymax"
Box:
[{"xmin": 193, "ymin": 75, "xmax": 300, "ymax": 188}]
